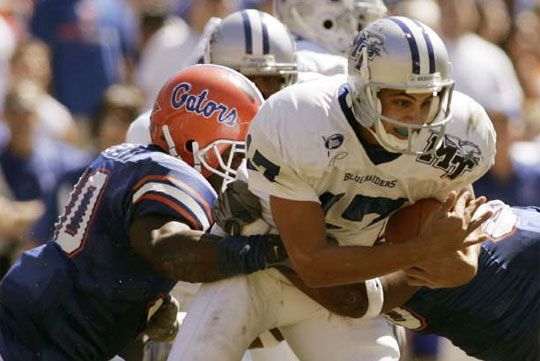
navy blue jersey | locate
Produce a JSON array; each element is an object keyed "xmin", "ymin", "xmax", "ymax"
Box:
[
  {"xmin": 0, "ymin": 144, "xmax": 216, "ymax": 361},
  {"xmin": 385, "ymin": 203, "xmax": 540, "ymax": 361}
]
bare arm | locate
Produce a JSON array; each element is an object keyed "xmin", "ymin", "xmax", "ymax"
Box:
[
  {"xmin": 129, "ymin": 214, "xmax": 222, "ymax": 283},
  {"xmin": 270, "ymin": 192, "xmax": 491, "ymax": 288},
  {"xmin": 404, "ymin": 244, "xmax": 482, "ymax": 288},
  {"xmin": 129, "ymin": 214, "xmax": 288, "ymax": 283}
]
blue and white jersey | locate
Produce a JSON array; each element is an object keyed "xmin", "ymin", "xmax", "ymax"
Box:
[
  {"xmin": 385, "ymin": 202, "xmax": 540, "ymax": 361},
  {"xmin": 0, "ymin": 144, "xmax": 216, "ymax": 361},
  {"xmin": 247, "ymin": 76, "xmax": 496, "ymax": 246}
]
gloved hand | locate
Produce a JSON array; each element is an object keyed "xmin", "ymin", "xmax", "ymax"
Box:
[
  {"xmin": 213, "ymin": 180, "xmax": 266, "ymax": 236},
  {"xmin": 143, "ymin": 295, "xmax": 181, "ymax": 342}
]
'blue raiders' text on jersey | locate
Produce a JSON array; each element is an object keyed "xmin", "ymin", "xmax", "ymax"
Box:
[
  {"xmin": 385, "ymin": 203, "xmax": 540, "ymax": 361},
  {"xmin": 246, "ymin": 75, "xmax": 496, "ymax": 246},
  {"xmin": 0, "ymin": 144, "xmax": 216, "ymax": 361}
]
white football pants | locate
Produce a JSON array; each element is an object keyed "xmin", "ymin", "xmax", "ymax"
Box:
[{"xmin": 167, "ymin": 268, "xmax": 400, "ymax": 361}]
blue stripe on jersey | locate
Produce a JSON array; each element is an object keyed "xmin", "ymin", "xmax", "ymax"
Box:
[
  {"xmin": 413, "ymin": 20, "xmax": 435, "ymax": 73},
  {"xmin": 241, "ymin": 11, "xmax": 253, "ymax": 54},
  {"xmin": 259, "ymin": 12, "xmax": 270, "ymax": 54},
  {"xmin": 389, "ymin": 17, "xmax": 420, "ymax": 74}
]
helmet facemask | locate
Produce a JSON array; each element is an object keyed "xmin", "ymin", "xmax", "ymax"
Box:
[
  {"xmin": 161, "ymin": 124, "xmax": 247, "ymax": 193},
  {"xmin": 192, "ymin": 139, "xmax": 246, "ymax": 192},
  {"xmin": 348, "ymin": 17, "xmax": 455, "ymax": 155}
]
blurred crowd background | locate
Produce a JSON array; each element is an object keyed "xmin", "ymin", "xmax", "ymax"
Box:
[{"xmin": 0, "ymin": 0, "xmax": 539, "ymax": 360}]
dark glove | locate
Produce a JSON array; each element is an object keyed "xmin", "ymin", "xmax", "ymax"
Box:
[
  {"xmin": 217, "ymin": 234, "xmax": 291, "ymax": 277},
  {"xmin": 143, "ymin": 295, "xmax": 180, "ymax": 342},
  {"xmin": 213, "ymin": 180, "xmax": 262, "ymax": 236}
]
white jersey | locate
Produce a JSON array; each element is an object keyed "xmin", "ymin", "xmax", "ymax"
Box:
[
  {"xmin": 125, "ymin": 110, "xmax": 151, "ymax": 144},
  {"xmin": 246, "ymin": 75, "xmax": 496, "ymax": 246},
  {"xmin": 295, "ymin": 39, "xmax": 348, "ymax": 76}
]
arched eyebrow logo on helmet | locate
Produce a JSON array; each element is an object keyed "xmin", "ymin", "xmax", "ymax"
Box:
[
  {"xmin": 350, "ymin": 31, "xmax": 386, "ymax": 71},
  {"xmin": 170, "ymin": 82, "xmax": 238, "ymax": 127}
]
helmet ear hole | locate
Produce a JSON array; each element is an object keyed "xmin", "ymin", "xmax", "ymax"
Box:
[
  {"xmin": 323, "ymin": 19, "xmax": 334, "ymax": 29},
  {"xmin": 185, "ymin": 140, "xmax": 195, "ymax": 153}
]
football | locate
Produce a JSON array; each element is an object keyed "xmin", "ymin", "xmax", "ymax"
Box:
[{"xmin": 384, "ymin": 198, "xmax": 442, "ymax": 244}]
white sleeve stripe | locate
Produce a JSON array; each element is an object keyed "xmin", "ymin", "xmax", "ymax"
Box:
[{"xmin": 133, "ymin": 182, "xmax": 211, "ymax": 229}]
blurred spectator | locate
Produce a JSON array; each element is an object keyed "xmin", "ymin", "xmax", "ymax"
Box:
[
  {"xmin": 10, "ymin": 39, "xmax": 78, "ymax": 144},
  {"xmin": 0, "ymin": 14, "xmax": 15, "ymax": 112},
  {"xmin": 0, "ymin": 81, "xmax": 89, "ymax": 275},
  {"xmin": 27, "ymin": 83, "xmax": 145, "ymax": 246},
  {"xmin": 438, "ymin": 0, "xmax": 524, "ymax": 122},
  {"xmin": 0, "ymin": 0, "xmax": 34, "ymax": 35},
  {"xmin": 505, "ymin": 7, "xmax": 540, "ymax": 109},
  {"xmin": 0, "ymin": 196, "xmax": 43, "ymax": 276},
  {"xmin": 390, "ymin": 0, "xmax": 441, "ymax": 30},
  {"xmin": 30, "ymin": 0, "xmax": 138, "ymax": 121},
  {"xmin": 430, "ymin": 0, "xmax": 540, "ymax": 208},
  {"xmin": 238, "ymin": 0, "xmax": 272, "ymax": 13},
  {"xmin": 474, "ymin": 112, "xmax": 540, "ymax": 206},
  {"xmin": 134, "ymin": 0, "xmax": 230, "ymax": 107},
  {"xmin": 476, "ymin": 0, "xmax": 512, "ymax": 46}
]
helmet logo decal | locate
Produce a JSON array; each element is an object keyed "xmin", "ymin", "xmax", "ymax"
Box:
[
  {"xmin": 171, "ymin": 82, "xmax": 238, "ymax": 127},
  {"xmin": 350, "ymin": 30, "xmax": 386, "ymax": 71}
]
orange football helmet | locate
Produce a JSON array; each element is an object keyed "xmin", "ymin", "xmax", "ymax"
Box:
[{"xmin": 150, "ymin": 64, "xmax": 264, "ymax": 187}]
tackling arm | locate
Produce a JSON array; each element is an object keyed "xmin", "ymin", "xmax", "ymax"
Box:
[
  {"xmin": 129, "ymin": 214, "xmax": 221, "ymax": 282},
  {"xmin": 129, "ymin": 214, "xmax": 289, "ymax": 283}
]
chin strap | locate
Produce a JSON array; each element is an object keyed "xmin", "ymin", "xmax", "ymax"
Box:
[{"xmin": 162, "ymin": 125, "xmax": 178, "ymax": 157}]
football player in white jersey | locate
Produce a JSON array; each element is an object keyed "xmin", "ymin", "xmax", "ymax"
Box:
[
  {"xmin": 166, "ymin": 16, "xmax": 496, "ymax": 361},
  {"xmin": 274, "ymin": 0, "xmax": 387, "ymax": 75}
]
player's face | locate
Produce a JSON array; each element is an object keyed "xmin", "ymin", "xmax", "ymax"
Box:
[
  {"xmin": 247, "ymin": 75, "xmax": 283, "ymax": 99},
  {"xmin": 378, "ymin": 89, "xmax": 438, "ymax": 139}
]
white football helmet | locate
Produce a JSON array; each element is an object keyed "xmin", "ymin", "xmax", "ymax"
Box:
[
  {"xmin": 274, "ymin": 0, "xmax": 387, "ymax": 54},
  {"xmin": 347, "ymin": 16, "xmax": 454, "ymax": 155},
  {"xmin": 204, "ymin": 10, "xmax": 297, "ymax": 89}
]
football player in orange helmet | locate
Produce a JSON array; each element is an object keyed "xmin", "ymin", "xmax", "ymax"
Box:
[
  {"xmin": 0, "ymin": 64, "xmax": 287, "ymax": 361},
  {"xmin": 150, "ymin": 64, "xmax": 263, "ymax": 191}
]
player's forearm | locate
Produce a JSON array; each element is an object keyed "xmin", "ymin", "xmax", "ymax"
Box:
[
  {"xmin": 379, "ymin": 272, "xmax": 418, "ymax": 313},
  {"xmin": 152, "ymin": 231, "xmax": 288, "ymax": 282},
  {"xmin": 151, "ymin": 231, "xmax": 223, "ymax": 283},
  {"xmin": 292, "ymin": 241, "xmax": 429, "ymax": 288}
]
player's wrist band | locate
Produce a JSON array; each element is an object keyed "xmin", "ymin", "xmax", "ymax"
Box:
[{"xmin": 364, "ymin": 277, "xmax": 384, "ymax": 318}]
